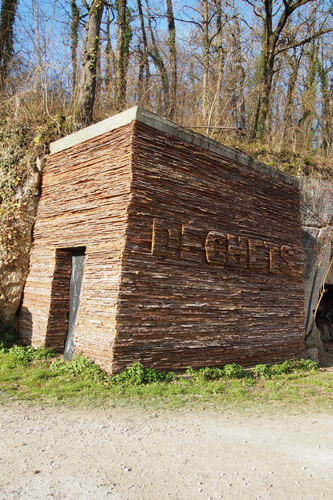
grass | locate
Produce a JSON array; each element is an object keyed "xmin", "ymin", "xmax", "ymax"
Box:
[{"xmin": 0, "ymin": 342, "xmax": 333, "ymax": 413}]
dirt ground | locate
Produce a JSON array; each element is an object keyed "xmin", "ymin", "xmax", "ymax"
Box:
[{"xmin": 0, "ymin": 403, "xmax": 332, "ymax": 500}]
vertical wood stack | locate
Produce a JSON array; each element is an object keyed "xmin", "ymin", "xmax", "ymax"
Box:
[
  {"xmin": 19, "ymin": 124, "xmax": 133, "ymax": 372},
  {"xmin": 18, "ymin": 107, "xmax": 305, "ymax": 373}
]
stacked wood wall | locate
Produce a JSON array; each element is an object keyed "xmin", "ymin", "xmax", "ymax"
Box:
[
  {"xmin": 112, "ymin": 122, "xmax": 305, "ymax": 371},
  {"xmin": 18, "ymin": 124, "xmax": 133, "ymax": 371},
  {"xmin": 19, "ymin": 117, "xmax": 305, "ymax": 374}
]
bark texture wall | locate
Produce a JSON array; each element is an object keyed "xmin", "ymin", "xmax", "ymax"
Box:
[
  {"xmin": 18, "ymin": 124, "xmax": 133, "ymax": 371},
  {"xmin": 113, "ymin": 122, "xmax": 305, "ymax": 371}
]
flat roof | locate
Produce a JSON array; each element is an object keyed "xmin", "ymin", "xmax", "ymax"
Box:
[{"xmin": 50, "ymin": 106, "xmax": 298, "ymax": 187}]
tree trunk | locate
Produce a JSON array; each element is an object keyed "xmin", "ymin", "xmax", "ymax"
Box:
[
  {"xmin": 104, "ymin": 5, "xmax": 115, "ymax": 112},
  {"xmin": 146, "ymin": 0, "xmax": 170, "ymax": 116},
  {"xmin": 166, "ymin": 0, "xmax": 176, "ymax": 119},
  {"xmin": 283, "ymin": 49, "xmax": 302, "ymax": 140},
  {"xmin": 75, "ymin": 0, "xmax": 104, "ymax": 130},
  {"xmin": 202, "ymin": 0, "xmax": 209, "ymax": 119},
  {"xmin": 95, "ymin": 39, "xmax": 102, "ymax": 111},
  {"xmin": 317, "ymin": 51, "xmax": 332, "ymax": 153},
  {"xmin": 0, "ymin": 0, "xmax": 18, "ymax": 88},
  {"xmin": 214, "ymin": 0, "xmax": 223, "ymax": 115},
  {"xmin": 115, "ymin": 0, "xmax": 127, "ymax": 111},
  {"xmin": 137, "ymin": 0, "xmax": 149, "ymax": 106},
  {"xmin": 70, "ymin": 0, "xmax": 80, "ymax": 103},
  {"xmin": 235, "ymin": 17, "xmax": 246, "ymax": 132},
  {"xmin": 256, "ymin": 42, "xmax": 275, "ymax": 139},
  {"xmin": 300, "ymin": 41, "xmax": 318, "ymax": 150}
]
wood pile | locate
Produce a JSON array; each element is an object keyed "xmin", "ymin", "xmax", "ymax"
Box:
[{"xmin": 19, "ymin": 113, "xmax": 305, "ymax": 373}]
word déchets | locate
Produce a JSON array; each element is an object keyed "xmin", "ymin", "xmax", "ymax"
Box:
[{"xmin": 151, "ymin": 218, "xmax": 299, "ymax": 275}]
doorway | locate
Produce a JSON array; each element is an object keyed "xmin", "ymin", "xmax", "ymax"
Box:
[
  {"xmin": 63, "ymin": 247, "xmax": 86, "ymax": 360},
  {"xmin": 45, "ymin": 247, "xmax": 86, "ymax": 357}
]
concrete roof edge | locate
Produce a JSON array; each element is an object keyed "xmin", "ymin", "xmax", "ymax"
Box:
[
  {"xmin": 50, "ymin": 105, "xmax": 298, "ymax": 187},
  {"xmin": 50, "ymin": 107, "xmax": 140, "ymax": 155}
]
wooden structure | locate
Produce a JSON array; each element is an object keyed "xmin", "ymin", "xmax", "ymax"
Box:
[{"xmin": 18, "ymin": 107, "xmax": 305, "ymax": 373}]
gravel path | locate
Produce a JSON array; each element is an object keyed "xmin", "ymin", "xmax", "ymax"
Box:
[{"xmin": 0, "ymin": 403, "xmax": 332, "ymax": 499}]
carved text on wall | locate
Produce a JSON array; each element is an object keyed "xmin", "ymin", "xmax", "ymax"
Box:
[{"xmin": 151, "ymin": 218, "xmax": 297, "ymax": 275}]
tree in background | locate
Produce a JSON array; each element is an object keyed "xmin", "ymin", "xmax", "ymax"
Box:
[
  {"xmin": 70, "ymin": 0, "xmax": 80, "ymax": 104},
  {"xmin": 115, "ymin": 0, "xmax": 127, "ymax": 111},
  {"xmin": 0, "ymin": 0, "xmax": 332, "ymax": 152},
  {"xmin": 137, "ymin": 0, "xmax": 150, "ymax": 106},
  {"xmin": 248, "ymin": 0, "xmax": 333, "ymax": 140},
  {"xmin": 0, "ymin": 0, "xmax": 18, "ymax": 88},
  {"xmin": 75, "ymin": 0, "xmax": 104, "ymax": 129},
  {"xmin": 166, "ymin": 0, "xmax": 177, "ymax": 118}
]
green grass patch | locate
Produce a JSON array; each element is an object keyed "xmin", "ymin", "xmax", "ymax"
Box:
[{"xmin": 0, "ymin": 345, "xmax": 332, "ymax": 412}]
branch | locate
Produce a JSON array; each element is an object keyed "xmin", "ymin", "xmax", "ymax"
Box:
[
  {"xmin": 173, "ymin": 16, "xmax": 204, "ymax": 31},
  {"xmin": 243, "ymin": 0, "xmax": 264, "ymax": 20},
  {"xmin": 238, "ymin": 16, "xmax": 262, "ymax": 37},
  {"xmin": 275, "ymin": 27, "xmax": 333, "ymax": 55},
  {"xmin": 208, "ymin": 15, "xmax": 237, "ymax": 45}
]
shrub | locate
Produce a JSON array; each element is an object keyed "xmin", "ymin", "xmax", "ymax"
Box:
[
  {"xmin": 253, "ymin": 364, "xmax": 272, "ymax": 379},
  {"xmin": 223, "ymin": 363, "xmax": 250, "ymax": 379},
  {"xmin": 51, "ymin": 353, "xmax": 106, "ymax": 382},
  {"xmin": 185, "ymin": 366, "xmax": 224, "ymax": 381},
  {"xmin": 0, "ymin": 345, "xmax": 56, "ymax": 368},
  {"xmin": 112, "ymin": 362, "xmax": 175, "ymax": 385}
]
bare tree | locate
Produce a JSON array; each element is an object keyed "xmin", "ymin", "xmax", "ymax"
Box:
[
  {"xmin": 0, "ymin": 0, "xmax": 17, "ymax": 88},
  {"xmin": 137, "ymin": 0, "xmax": 150, "ymax": 106},
  {"xmin": 166, "ymin": 0, "xmax": 177, "ymax": 118},
  {"xmin": 146, "ymin": 0, "xmax": 170, "ymax": 116},
  {"xmin": 317, "ymin": 46, "xmax": 333, "ymax": 154},
  {"xmin": 115, "ymin": 0, "xmax": 133, "ymax": 111},
  {"xmin": 104, "ymin": 4, "xmax": 115, "ymax": 111},
  {"xmin": 248, "ymin": 0, "xmax": 333, "ymax": 140},
  {"xmin": 75, "ymin": 0, "xmax": 104, "ymax": 129},
  {"xmin": 282, "ymin": 47, "xmax": 304, "ymax": 140},
  {"xmin": 70, "ymin": 0, "xmax": 80, "ymax": 102}
]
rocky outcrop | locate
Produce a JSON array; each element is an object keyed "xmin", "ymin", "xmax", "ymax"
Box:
[
  {"xmin": 300, "ymin": 177, "xmax": 333, "ymax": 351},
  {"xmin": 0, "ymin": 157, "xmax": 43, "ymax": 325}
]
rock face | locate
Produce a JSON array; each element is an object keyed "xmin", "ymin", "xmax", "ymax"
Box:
[
  {"xmin": 0, "ymin": 161, "xmax": 42, "ymax": 326},
  {"xmin": 300, "ymin": 177, "xmax": 333, "ymax": 350}
]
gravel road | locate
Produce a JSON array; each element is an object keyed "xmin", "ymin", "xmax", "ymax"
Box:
[{"xmin": 0, "ymin": 403, "xmax": 332, "ymax": 500}]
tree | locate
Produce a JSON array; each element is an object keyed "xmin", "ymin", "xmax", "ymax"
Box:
[
  {"xmin": 115, "ymin": 0, "xmax": 133, "ymax": 111},
  {"xmin": 248, "ymin": 0, "xmax": 333, "ymax": 140},
  {"xmin": 282, "ymin": 47, "xmax": 304, "ymax": 140},
  {"xmin": 146, "ymin": 0, "xmax": 170, "ymax": 115},
  {"xmin": 74, "ymin": 0, "xmax": 104, "ymax": 129},
  {"xmin": 0, "ymin": 0, "xmax": 18, "ymax": 88},
  {"xmin": 70, "ymin": 0, "xmax": 80, "ymax": 102},
  {"xmin": 104, "ymin": 4, "xmax": 115, "ymax": 111},
  {"xmin": 166, "ymin": 0, "xmax": 177, "ymax": 118},
  {"xmin": 317, "ymin": 44, "xmax": 333, "ymax": 154},
  {"xmin": 137, "ymin": 0, "xmax": 150, "ymax": 106}
]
